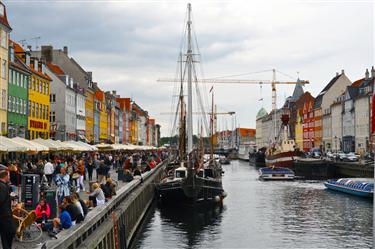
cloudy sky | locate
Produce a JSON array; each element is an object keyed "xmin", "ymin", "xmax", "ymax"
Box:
[{"xmin": 4, "ymin": 0, "xmax": 374, "ymax": 136}]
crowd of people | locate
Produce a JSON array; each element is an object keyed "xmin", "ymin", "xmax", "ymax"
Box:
[{"xmin": 0, "ymin": 149, "xmax": 169, "ymax": 249}]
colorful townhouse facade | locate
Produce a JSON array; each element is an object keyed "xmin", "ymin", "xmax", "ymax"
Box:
[{"xmin": 0, "ymin": 3, "xmax": 11, "ymax": 135}]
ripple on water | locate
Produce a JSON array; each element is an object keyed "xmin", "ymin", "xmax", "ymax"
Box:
[{"xmin": 131, "ymin": 160, "xmax": 373, "ymax": 249}]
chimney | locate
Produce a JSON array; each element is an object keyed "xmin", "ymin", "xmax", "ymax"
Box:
[
  {"xmin": 41, "ymin": 45, "xmax": 53, "ymax": 64},
  {"xmin": 341, "ymin": 69, "xmax": 345, "ymax": 75},
  {"xmin": 371, "ymin": 66, "xmax": 375, "ymax": 79},
  {"xmin": 34, "ymin": 58, "xmax": 39, "ymax": 71},
  {"xmin": 63, "ymin": 46, "xmax": 68, "ymax": 55},
  {"xmin": 41, "ymin": 63, "xmax": 46, "ymax": 74},
  {"xmin": 25, "ymin": 52, "xmax": 31, "ymax": 66},
  {"xmin": 365, "ymin": 68, "xmax": 370, "ymax": 80},
  {"xmin": 112, "ymin": 90, "xmax": 117, "ymax": 96},
  {"xmin": 38, "ymin": 61, "xmax": 42, "ymax": 72},
  {"xmin": 336, "ymin": 72, "xmax": 339, "ymax": 77}
]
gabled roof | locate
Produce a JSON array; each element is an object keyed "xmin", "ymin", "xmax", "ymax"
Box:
[
  {"xmin": 321, "ymin": 74, "xmax": 341, "ymax": 93},
  {"xmin": 0, "ymin": 3, "xmax": 11, "ymax": 31},
  {"xmin": 47, "ymin": 63, "xmax": 65, "ymax": 76},
  {"xmin": 313, "ymin": 73, "xmax": 342, "ymax": 109}
]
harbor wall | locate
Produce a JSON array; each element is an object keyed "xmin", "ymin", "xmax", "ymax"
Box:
[
  {"xmin": 44, "ymin": 161, "xmax": 167, "ymax": 249},
  {"xmin": 293, "ymin": 160, "xmax": 373, "ymax": 179}
]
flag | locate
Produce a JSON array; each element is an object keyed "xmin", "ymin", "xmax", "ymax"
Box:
[{"xmin": 209, "ymin": 85, "xmax": 213, "ymax": 93}]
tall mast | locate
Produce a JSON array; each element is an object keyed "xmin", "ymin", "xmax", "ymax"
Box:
[
  {"xmin": 186, "ymin": 3, "xmax": 193, "ymax": 154},
  {"xmin": 210, "ymin": 88, "xmax": 214, "ymax": 161},
  {"xmin": 179, "ymin": 52, "xmax": 185, "ymax": 160}
]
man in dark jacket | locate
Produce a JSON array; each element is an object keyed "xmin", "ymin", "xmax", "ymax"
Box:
[{"xmin": 0, "ymin": 168, "xmax": 16, "ymax": 249}]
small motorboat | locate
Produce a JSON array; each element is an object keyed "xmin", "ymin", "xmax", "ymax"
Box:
[
  {"xmin": 324, "ymin": 178, "xmax": 374, "ymax": 198},
  {"xmin": 219, "ymin": 156, "xmax": 230, "ymax": 165},
  {"xmin": 259, "ymin": 166, "xmax": 295, "ymax": 180}
]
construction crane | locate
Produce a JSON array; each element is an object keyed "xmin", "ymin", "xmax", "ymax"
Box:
[{"xmin": 158, "ymin": 69, "xmax": 309, "ymax": 111}]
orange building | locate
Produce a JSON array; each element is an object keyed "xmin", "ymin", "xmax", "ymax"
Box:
[
  {"xmin": 236, "ymin": 128, "xmax": 256, "ymax": 145},
  {"xmin": 116, "ymin": 97, "xmax": 131, "ymax": 144}
]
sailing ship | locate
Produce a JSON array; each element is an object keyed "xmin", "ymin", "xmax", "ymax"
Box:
[{"xmin": 156, "ymin": 3, "xmax": 226, "ymax": 205}]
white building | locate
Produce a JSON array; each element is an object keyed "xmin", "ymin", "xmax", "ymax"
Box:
[
  {"xmin": 320, "ymin": 70, "xmax": 352, "ymax": 152},
  {"xmin": 47, "ymin": 64, "xmax": 76, "ymax": 141},
  {"xmin": 330, "ymin": 95, "xmax": 344, "ymax": 152},
  {"xmin": 256, "ymin": 107, "xmax": 268, "ymax": 148},
  {"xmin": 75, "ymin": 86, "xmax": 86, "ymax": 141},
  {"xmin": 354, "ymin": 68, "xmax": 374, "ymax": 154}
]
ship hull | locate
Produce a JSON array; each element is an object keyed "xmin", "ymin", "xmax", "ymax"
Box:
[
  {"xmin": 156, "ymin": 175, "xmax": 224, "ymax": 205},
  {"xmin": 265, "ymin": 151, "xmax": 301, "ymax": 168}
]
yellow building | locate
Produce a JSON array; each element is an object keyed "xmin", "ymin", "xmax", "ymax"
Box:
[
  {"xmin": 0, "ymin": 3, "xmax": 11, "ymax": 135},
  {"xmin": 295, "ymin": 109, "xmax": 303, "ymax": 150},
  {"xmin": 28, "ymin": 58, "xmax": 51, "ymax": 139},
  {"xmin": 96, "ymin": 90, "xmax": 108, "ymax": 142},
  {"xmin": 85, "ymin": 89, "xmax": 94, "ymax": 143}
]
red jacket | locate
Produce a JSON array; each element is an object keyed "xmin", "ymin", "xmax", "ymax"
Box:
[{"xmin": 35, "ymin": 203, "xmax": 50, "ymax": 219}]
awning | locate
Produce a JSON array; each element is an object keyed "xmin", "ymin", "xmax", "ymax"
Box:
[{"xmin": 11, "ymin": 137, "xmax": 49, "ymax": 152}]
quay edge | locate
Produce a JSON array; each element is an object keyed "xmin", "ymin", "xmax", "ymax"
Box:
[{"xmin": 44, "ymin": 160, "xmax": 167, "ymax": 249}]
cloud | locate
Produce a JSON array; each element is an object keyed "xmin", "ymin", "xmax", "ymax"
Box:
[{"xmin": 4, "ymin": 0, "xmax": 373, "ymax": 136}]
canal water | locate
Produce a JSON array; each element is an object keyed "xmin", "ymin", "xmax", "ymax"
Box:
[{"xmin": 131, "ymin": 160, "xmax": 373, "ymax": 249}]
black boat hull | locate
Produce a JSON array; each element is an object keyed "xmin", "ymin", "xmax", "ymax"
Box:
[{"xmin": 156, "ymin": 176, "xmax": 224, "ymax": 205}]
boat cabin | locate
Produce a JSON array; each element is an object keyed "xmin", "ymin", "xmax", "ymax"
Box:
[{"xmin": 175, "ymin": 166, "xmax": 187, "ymax": 179}]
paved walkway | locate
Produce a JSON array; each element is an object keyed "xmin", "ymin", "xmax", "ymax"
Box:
[{"xmin": 1, "ymin": 168, "xmax": 126, "ymax": 249}]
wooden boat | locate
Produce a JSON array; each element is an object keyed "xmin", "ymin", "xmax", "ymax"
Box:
[
  {"xmin": 324, "ymin": 178, "xmax": 374, "ymax": 198},
  {"xmin": 156, "ymin": 4, "xmax": 226, "ymax": 206}
]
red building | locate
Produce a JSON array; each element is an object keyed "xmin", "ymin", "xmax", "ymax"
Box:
[{"xmin": 302, "ymin": 94, "xmax": 315, "ymax": 151}]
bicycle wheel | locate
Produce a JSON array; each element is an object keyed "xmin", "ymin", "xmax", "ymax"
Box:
[{"xmin": 17, "ymin": 223, "xmax": 43, "ymax": 243}]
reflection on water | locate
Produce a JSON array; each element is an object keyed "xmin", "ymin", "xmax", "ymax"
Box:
[{"xmin": 131, "ymin": 160, "xmax": 373, "ymax": 249}]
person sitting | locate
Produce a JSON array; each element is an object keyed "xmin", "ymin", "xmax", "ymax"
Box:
[
  {"xmin": 35, "ymin": 199, "xmax": 50, "ymax": 224},
  {"xmin": 124, "ymin": 170, "xmax": 134, "ymax": 182},
  {"xmin": 63, "ymin": 196, "xmax": 83, "ymax": 225},
  {"xmin": 43, "ymin": 204, "xmax": 72, "ymax": 234},
  {"xmin": 72, "ymin": 192, "xmax": 88, "ymax": 217},
  {"xmin": 88, "ymin": 183, "xmax": 105, "ymax": 207},
  {"xmin": 101, "ymin": 178, "xmax": 116, "ymax": 199},
  {"xmin": 70, "ymin": 194, "xmax": 85, "ymax": 223}
]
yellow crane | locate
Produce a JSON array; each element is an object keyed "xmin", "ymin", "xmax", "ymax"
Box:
[{"xmin": 158, "ymin": 69, "xmax": 309, "ymax": 111}]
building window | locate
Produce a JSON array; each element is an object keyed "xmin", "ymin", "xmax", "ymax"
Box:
[
  {"xmin": 36, "ymin": 103, "xmax": 39, "ymax": 118},
  {"xmin": 50, "ymin": 94, "xmax": 56, "ymax": 103},
  {"xmin": 7, "ymin": 95, "xmax": 11, "ymax": 111},
  {"xmin": 51, "ymin": 111, "xmax": 55, "ymax": 122},
  {"xmin": 9, "ymin": 69, "xmax": 12, "ymax": 84},
  {"xmin": 1, "ymin": 59, "xmax": 6, "ymax": 79},
  {"xmin": 0, "ymin": 30, "xmax": 6, "ymax": 48},
  {"xmin": 1, "ymin": 89, "xmax": 5, "ymax": 110}
]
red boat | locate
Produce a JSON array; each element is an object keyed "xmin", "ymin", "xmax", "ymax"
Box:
[{"xmin": 265, "ymin": 114, "xmax": 302, "ymax": 168}]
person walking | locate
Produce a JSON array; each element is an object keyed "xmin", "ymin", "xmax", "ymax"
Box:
[
  {"xmin": 44, "ymin": 160, "xmax": 55, "ymax": 184},
  {"xmin": 55, "ymin": 167, "xmax": 70, "ymax": 204},
  {"xmin": 0, "ymin": 168, "xmax": 16, "ymax": 249},
  {"xmin": 87, "ymin": 158, "xmax": 94, "ymax": 181}
]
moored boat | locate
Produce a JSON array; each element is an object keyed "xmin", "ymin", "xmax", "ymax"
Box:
[
  {"xmin": 265, "ymin": 114, "xmax": 303, "ymax": 168},
  {"xmin": 259, "ymin": 166, "xmax": 295, "ymax": 180},
  {"xmin": 219, "ymin": 156, "xmax": 230, "ymax": 165},
  {"xmin": 249, "ymin": 147, "xmax": 266, "ymax": 167},
  {"xmin": 156, "ymin": 3, "xmax": 226, "ymax": 206},
  {"xmin": 324, "ymin": 178, "xmax": 374, "ymax": 198}
]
